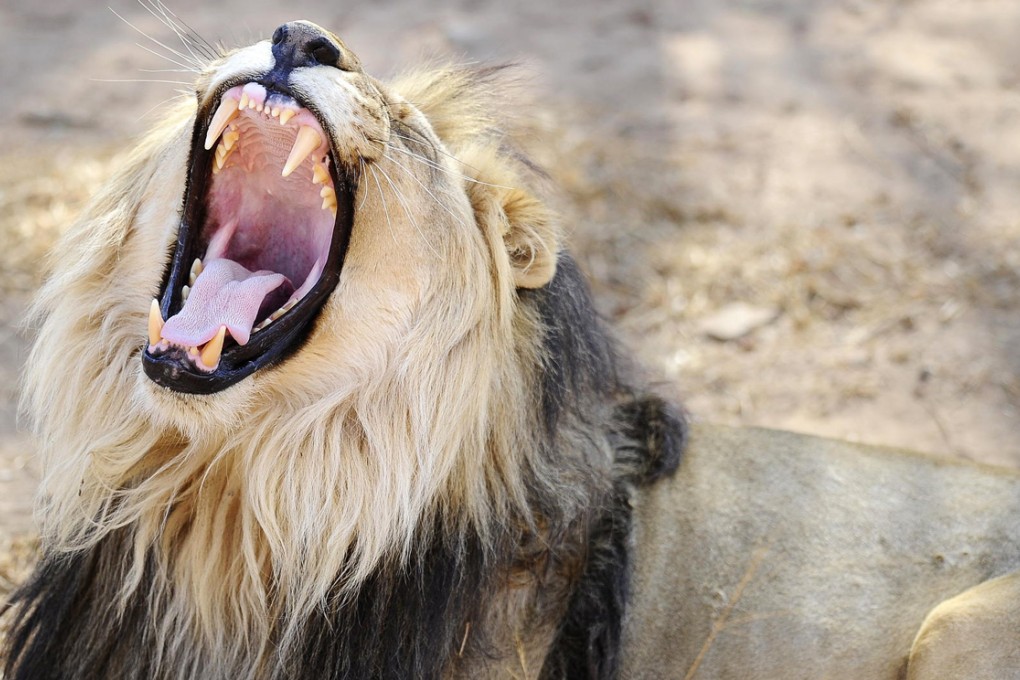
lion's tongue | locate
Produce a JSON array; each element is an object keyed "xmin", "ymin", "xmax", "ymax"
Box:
[{"xmin": 161, "ymin": 258, "xmax": 291, "ymax": 347}]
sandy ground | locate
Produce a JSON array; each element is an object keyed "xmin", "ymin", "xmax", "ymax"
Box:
[{"xmin": 1, "ymin": 0, "xmax": 1019, "ymax": 585}]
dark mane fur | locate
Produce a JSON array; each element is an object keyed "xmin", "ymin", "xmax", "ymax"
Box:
[{"xmin": 3, "ymin": 250, "xmax": 684, "ymax": 679}]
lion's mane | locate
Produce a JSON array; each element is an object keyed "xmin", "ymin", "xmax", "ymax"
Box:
[{"xmin": 3, "ymin": 28, "xmax": 685, "ymax": 680}]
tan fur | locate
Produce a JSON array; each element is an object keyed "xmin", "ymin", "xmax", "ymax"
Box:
[
  {"xmin": 24, "ymin": 37, "xmax": 560, "ymax": 674},
  {"xmin": 19, "ymin": 27, "xmax": 1020, "ymax": 679},
  {"xmin": 623, "ymin": 423, "xmax": 1020, "ymax": 679}
]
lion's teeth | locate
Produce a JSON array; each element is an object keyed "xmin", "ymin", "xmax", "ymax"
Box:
[
  {"xmin": 282, "ymin": 126, "xmax": 323, "ymax": 177},
  {"xmin": 189, "ymin": 258, "xmax": 204, "ymax": 285},
  {"xmin": 239, "ymin": 92, "xmax": 250, "ymax": 109},
  {"xmin": 312, "ymin": 163, "xmax": 329, "ymax": 185},
  {"xmin": 148, "ymin": 299, "xmax": 164, "ymax": 346},
  {"xmin": 205, "ymin": 98, "xmax": 239, "ymax": 150},
  {"xmin": 223, "ymin": 129, "xmax": 240, "ymax": 151},
  {"xmin": 279, "ymin": 109, "xmax": 296, "ymax": 125},
  {"xmin": 182, "ymin": 285, "xmax": 190, "ymax": 301},
  {"xmin": 320, "ymin": 185, "xmax": 337, "ymax": 215},
  {"xmin": 199, "ymin": 326, "xmax": 226, "ymax": 369}
]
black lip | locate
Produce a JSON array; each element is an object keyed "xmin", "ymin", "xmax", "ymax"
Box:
[{"xmin": 142, "ymin": 79, "xmax": 357, "ymax": 395}]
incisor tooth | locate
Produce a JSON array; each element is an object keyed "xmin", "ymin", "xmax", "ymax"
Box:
[
  {"xmin": 279, "ymin": 109, "xmax": 296, "ymax": 125},
  {"xmin": 312, "ymin": 164, "xmax": 329, "ymax": 185},
  {"xmin": 182, "ymin": 285, "xmax": 190, "ymax": 301},
  {"xmin": 200, "ymin": 326, "xmax": 227, "ymax": 369},
  {"xmin": 148, "ymin": 299, "xmax": 163, "ymax": 346},
  {"xmin": 282, "ymin": 126, "xmax": 322, "ymax": 177},
  {"xmin": 271, "ymin": 107, "xmax": 280, "ymax": 118},
  {"xmin": 204, "ymin": 97, "xmax": 240, "ymax": 150}
]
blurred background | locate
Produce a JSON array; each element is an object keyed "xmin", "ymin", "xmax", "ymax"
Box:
[{"xmin": 1, "ymin": 0, "xmax": 1019, "ymax": 578}]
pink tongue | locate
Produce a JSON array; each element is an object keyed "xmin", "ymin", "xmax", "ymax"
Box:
[{"xmin": 160, "ymin": 258, "xmax": 287, "ymax": 347}]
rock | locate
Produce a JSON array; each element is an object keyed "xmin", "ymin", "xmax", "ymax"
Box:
[{"xmin": 699, "ymin": 303, "xmax": 779, "ymax": 341}]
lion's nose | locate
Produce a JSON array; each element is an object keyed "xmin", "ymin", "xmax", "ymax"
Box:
[{"xmin": 271, "ymin": 22, "xmax": 342, "ymax": 70}]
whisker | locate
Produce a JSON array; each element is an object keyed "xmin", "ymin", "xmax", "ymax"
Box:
[
  {"xmin": 109, "ymin": 8, "xmax": 203, "ymax": 69},
  {"xmin": 149, "ymin": 0, "xmax": 221, "ymax": 59},
  {"xmin": 381, "ymin": 153, "xmax": 470, "ymax": 232},
  {"xmin": 389, "ymin": 130, "xmax": 520, "ymax": 190},
  {"xmin": 132, "ymin": 41, "xmax": 200, "ymax": 72},
  {"xmin": 138, "ymin": 68, "xmax": 197, "ymax": 73},
  {"xmin": 368, "ymin": 166, "xmax": 401, "ymax": 251},
  {"xmin": 141, "ymin": 0, "xmax": 220, "ymax": 62},
  {"xmin": 136, "ymin": 0, "xmax": 202, "ymax": 66},
  {"xmin": 373, "ymin": 162, "xmax": 441, "ymax": 257},
  {"xmin": 91, "ymin": 78, "xmax": 193, "ymax": 85},
  {"xmin": 357, "ymin": 159, "xmax": 370, "ymax": 213},
  {"xmin": 386, "ymin": 145, "xmax": 518, "ymax": 191},
  {"xmin": 136, "ymin": 92, "xmax": 192, "ymax": 121}
]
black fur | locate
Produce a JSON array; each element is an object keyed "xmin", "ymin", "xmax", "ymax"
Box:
[
  {"xmin": 527, "ymin": 255, "xmax": 687, "ymax": 679},
  {"xmin": 3, "ymin": 254, "xmax": 686, "ymax": 679}
]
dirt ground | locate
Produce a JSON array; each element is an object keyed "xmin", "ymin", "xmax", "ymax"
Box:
[{"xmin": 1, "ymin": 0, "xmax": 1019, "ymax": 584}]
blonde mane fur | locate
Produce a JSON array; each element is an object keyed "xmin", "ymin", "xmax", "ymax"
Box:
[{"xmin": 23, "ymin": 54, "xmax": 562, "ymax": 671}]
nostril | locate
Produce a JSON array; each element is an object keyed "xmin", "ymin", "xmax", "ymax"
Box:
[
  {"xmin": 308, "ymin": 38, "xmax": 340, "ymax": 67},
  {"xmin": 272, "ymin": 26, "xmax": 286, "ymax": 45}
]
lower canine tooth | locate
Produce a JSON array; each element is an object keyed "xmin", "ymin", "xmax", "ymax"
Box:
[
  {"xmin": 148, "ymin": 299, "xmax": 163, "ymax": 346},
  {"xmin": 200, "ymin": 326, "xmax": 227, "ymax": 369}
]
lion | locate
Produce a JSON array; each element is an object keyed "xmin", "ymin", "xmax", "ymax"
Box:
[{"xmin": 2, "ymin": 19, "xmax": 1020, "ymax": 680}]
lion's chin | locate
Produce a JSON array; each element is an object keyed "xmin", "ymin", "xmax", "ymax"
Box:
[{"xmin": 143, "ymin": 80, "xmax": 357, "ymax": 395}]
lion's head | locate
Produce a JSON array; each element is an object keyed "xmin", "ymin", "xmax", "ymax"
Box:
[{"xmin": 11, "ymin": 21, "xmax": 683, "ymax": 679}]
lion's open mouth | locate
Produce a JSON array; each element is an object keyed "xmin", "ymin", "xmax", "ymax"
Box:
[{"xmin": 143, "ymin": 81, "xmax": 356, "ymax": 394}]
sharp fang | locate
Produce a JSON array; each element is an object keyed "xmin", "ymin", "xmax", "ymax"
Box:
[
  {"xmin": 205, "ymin": 98, "xmax": 239, "ymax": 150},
  {"xmin": 190, "ymin": 258, "xmax": 203, "ymax": 285},
  {"xmin": 282, "ymin": 126, "xmax": 323, "ymax": 177},
  {"xmin": 200, "ymin": 326, "xmax": 226, "ymax": 370},
  {"xmin": 148, "ymin": 299, "xmax": 164, "ymax": 346},
  {"xmin": 279, "ymin": 109, "xmax": 296, "ymax": 125},
  {"xmin": 312, "ymin": 163, "xmax": 329, "ymax": 185}
]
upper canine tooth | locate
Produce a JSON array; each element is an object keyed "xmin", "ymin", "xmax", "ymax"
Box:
[
  {"xmin": 148, "ymin": 299, "xmax": 164, "ymax": 346},
  {"xmin": 204, "ymin": 97, "xmax": 240, "ymax": 150},
  {"xmin": 282, "ymin": 126, "xmax": 323, "ymax": 177},
  {"xmin": 200, "ymin": 325, "xmax": 227, "ymax": 370},
  {"xmin": 279, "ymin": 109, "xmax": 296, "ymax": 125}
]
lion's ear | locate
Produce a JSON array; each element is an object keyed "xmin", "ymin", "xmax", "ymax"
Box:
[
  {"xmin": 462, "ymin": 145, "xmax": 561, "ymax": 289},
  {"xmin": 502, "ymin": 187, "xmax": 559, "ymax": 289}
]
